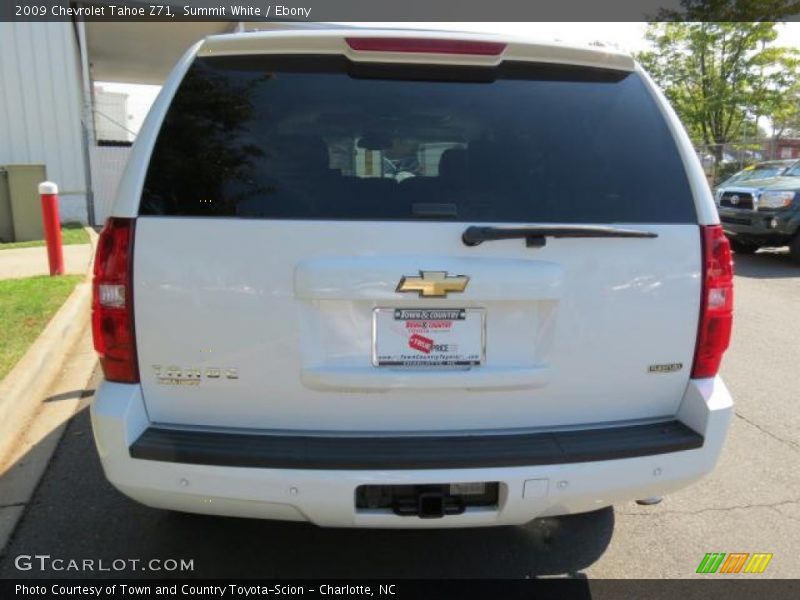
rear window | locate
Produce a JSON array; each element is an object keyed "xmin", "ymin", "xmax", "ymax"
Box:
[{"xmin": 140, "ymin": 54, "xmax": 695, "ymax": 223}]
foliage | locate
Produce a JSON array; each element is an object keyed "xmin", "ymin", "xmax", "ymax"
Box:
[
  {"xmin": 0, "ymin": 275, "xmax": 83, "ymax": 380},
  {"xmin": 769, "ymin": 81, "xmax": 800, "ymax": 138},
  {"xmin": 636, "ymin": 22, "xmax": 799, "ymax": 167}
]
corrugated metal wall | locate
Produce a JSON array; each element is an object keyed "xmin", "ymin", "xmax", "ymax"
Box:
[{"xmin": 0, "ymin": 22, "xmax": 88, "ymax": 223}]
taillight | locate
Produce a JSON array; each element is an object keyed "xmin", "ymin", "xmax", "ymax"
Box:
[
  {"xmin": 345, "ymin": 37, "xmax": 507, "ymax": 56},
  {"xmin": 92, "ymin": 218, "xmax": 139, "ymax": 383},
  {"xmin": 691, "ymin": 225, "xmax": 734, "ymax": 378}
]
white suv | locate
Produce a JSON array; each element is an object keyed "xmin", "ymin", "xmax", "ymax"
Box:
[{"xmin": 90, "ymin": 29, "xmax": 734, "ymax": 527}]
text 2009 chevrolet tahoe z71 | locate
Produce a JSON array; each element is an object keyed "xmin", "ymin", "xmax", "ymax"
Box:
[{"xmin": 90, "ymin": 29, "xmax": 734, "ymax": 527}]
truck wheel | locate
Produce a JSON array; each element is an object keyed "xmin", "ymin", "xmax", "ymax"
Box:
[
  {"xmin": 790, "ymin": 233, "xmax": 800, "ymax": 265},
  {"xmin": 728, "ymin": 238, "xmax": 758, "ymax": 254}
]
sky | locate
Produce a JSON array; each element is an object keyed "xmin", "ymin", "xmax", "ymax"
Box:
[{"xmin": 99, "ymin": 22, "xmax": 800, "ymax": 135}]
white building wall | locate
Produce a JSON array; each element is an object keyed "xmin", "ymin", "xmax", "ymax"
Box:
[
  {"xmin": 95, "ymin": 88, "xmax": 133, "ymax": 142},
  {"xmin": 0, "ymin": 22, "xmax": 88, "ymax": 223}
]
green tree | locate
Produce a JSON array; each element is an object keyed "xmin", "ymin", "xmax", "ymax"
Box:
[
  {"xmin": 766, "ymin": 81, "xmax": 800, "ymax": 157},
  {"xmin": 636, "ymin": 22, "xmax": 799, "ymax": 171}
]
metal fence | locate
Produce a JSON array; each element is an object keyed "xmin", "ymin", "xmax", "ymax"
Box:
[{"xmin": 696, "ymin": 140, "xmax": 800, "ymax": 186}]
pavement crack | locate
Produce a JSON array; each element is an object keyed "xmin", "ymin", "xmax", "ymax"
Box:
[
  {"xmin": 618, "ymin": 497, "xmax": 800, "ymax": 517},
  {"xmin": 734, "ymin": 411, "xmax": 800, "ymax": 453},
  {"xmin": 0, "ymin": 502, "xmax": 26, "ymax": 509}
]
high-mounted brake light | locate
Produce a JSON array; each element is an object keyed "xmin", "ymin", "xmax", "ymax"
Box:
[
  {"xmin": 691, "ymin": 225, "xmax": 734, "ymax": 378},
  {"xmin": 345, "ymin": 37, "xmax": 507, "ymax": 56},
  {"xmin": 92, "ymin": 218, "xmax": 139, "ymax": 383}
]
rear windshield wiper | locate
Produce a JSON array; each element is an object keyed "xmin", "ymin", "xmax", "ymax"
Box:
[{"xmin": 462, "ymin": 225, "xmax": 659, "ymax": 247}]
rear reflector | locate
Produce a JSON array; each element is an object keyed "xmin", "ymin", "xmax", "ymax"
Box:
[
  {"xmin": 92, "ymin": 218, "xmax": 139, "ymax": 383},
  {"xmin": 691, "ymin": 225, "xmax": 734, "ymax": 378},
  {"xmin": 346, "ymin": 38, "xmax": 507, "ymax": 56}
]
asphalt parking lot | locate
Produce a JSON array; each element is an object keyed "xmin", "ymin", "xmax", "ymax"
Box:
[{"xmin": 0, "ymin": 250, "xmax": 798, "ymax": 579}]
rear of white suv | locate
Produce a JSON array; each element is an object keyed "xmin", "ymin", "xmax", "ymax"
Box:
[{"xmin": 90, "ymin": 29, "xmax": 734, "ymax": 527}]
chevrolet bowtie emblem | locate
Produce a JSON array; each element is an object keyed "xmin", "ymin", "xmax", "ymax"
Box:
[{"xmin": 396, "ymin": 271, "xmax": 470, "ymax": 298}]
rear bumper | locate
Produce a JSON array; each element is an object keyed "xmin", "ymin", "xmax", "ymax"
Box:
[
  {"xmin": 130, "ymin": 421, "xmax": 702, "ymax": 470},
  {"xmin": 91, "ymin": 379, "xmax": 733, "ymax": 528}
]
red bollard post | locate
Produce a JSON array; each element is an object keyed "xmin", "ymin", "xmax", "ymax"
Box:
[{"xmin": 38, "ymin": 181, "xmax": 64, "ymax": 276}]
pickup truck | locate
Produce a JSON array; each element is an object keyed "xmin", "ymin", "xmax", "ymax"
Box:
[{"xmin": 716, "ymin": 160, "xmax": 800, "ymax": 262}]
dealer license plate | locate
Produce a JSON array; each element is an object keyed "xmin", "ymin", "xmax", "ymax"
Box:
[{"xmin": 372, "ymin": 308, "xmax": 485, "ymax": 367}]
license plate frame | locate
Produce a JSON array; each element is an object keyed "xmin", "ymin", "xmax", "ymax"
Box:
[{"xmin": 372, "ymin": 307, "xmax": 485, "ymax": 368}]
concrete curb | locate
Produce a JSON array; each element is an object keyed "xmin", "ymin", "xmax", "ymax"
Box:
[{"xmin": 0, "ymin": 228, "xmax": 97, "ymax": 466}]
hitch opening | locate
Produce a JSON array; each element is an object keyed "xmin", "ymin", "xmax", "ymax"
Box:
[
  {"xmin": 418, "ymin": 492, "xmax": 445, "ymax": 518},
  {"xmin": 355, "ymin": 482, "xmax": 499, "ymax": 518}
]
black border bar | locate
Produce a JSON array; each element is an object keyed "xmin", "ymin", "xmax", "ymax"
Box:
[
  {"xmin": 4, "ymin": 580, "xmax": 800, "ymax": 599},
  {"xmin": 3, "ymin": 0, "xmax": 800, "ymax": 22}
]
